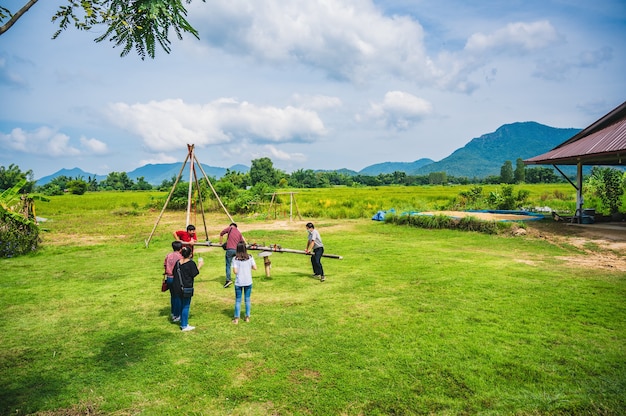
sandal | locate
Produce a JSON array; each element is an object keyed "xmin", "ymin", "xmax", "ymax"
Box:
[{"xmin": 232, "ymin": 318, "xmax": 239, "ymax": 324}]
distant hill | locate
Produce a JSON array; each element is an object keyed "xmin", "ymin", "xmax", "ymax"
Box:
[
  {"xmin": 126, "ymin": 163, "xmax": 248, "ymax": 185},
  {"xmin": 37, "ymin": 163, "xmax": 249, "ymax": 186},
  {"xmin": 412, "ymin": 122, "xmax": 581, "ymax": 178},
  {"xmin": 36, "ymin": 168, "xmax": 107, "ymax": 186},
  {"xmin": 35, "ymin": 121, "xmax": 583, "ymax": 184},
  {"xmin": 358, "ymin": 158, "xmax": 434, "ymax": 176},
  {"xmin": 316, "ymin": 168, "xmax": 358, "ymax": 175}
]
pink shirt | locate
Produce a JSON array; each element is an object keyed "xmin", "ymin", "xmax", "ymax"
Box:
[{"xmin": 164, "ymin": 251, "xmax": 183, "ymax": 277}]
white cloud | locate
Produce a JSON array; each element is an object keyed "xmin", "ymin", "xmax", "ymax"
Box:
[
  {"xmin": 107, "ymin": 98, "xmax": 327, "ymax": 152},
  {"xmin": 254, "ymin": 145, "xmax": 306, "ymax": 162},
  {"xmin": 139, "ymin": 153, "xmax": 179, "ymax": 166},
  {"xmin": 0, "ymin": 54, "xmax": 28, "ymax": 88},
  {"xmin": 533, "ymin": 46, "xmax": 613, "ymax": 81},
  {"xmin": 427, "ymin": 20, "xmax": 563, "ymax": 92},
  {"xmin": 194, "ymin": 0, "xmax": 433, "ymax": 84},
  {"xmin": 0, "ymin": 127, "xmax": 81, "ymax": 156},
  {"xmin": 192, "ymin": 2, "xmax": 567, "ymax": 94},
  {"xmin": 291, "ymin": 94, "xmax": 342, "ymax": 110},
  {"xmin": 365, "ymin": 91, "xmax": 433, "ymax": 130},
  {"xmin": 80, "ymin": 136, "xmax": 108, "ymax": 154},
  {"xmin": 465, "ymin": 21, "xmax": 561, "ymax": 54},
  {"xmin": 194, "ymin": 0, "xmax": 563, "ymax": 94}
]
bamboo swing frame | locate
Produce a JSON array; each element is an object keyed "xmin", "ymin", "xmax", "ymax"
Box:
[{"xmin": 144, "ymin": 144, "xmax": 233, "ymax": 248}]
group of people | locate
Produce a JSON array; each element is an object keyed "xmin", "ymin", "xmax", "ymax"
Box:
[{"xmin": 163, "ymin": 222, "xmax": 325, "ymax": 331}]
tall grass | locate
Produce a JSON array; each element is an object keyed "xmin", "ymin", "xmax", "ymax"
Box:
[
  {"xmin": 262, "ymin": 184, "xmax": 581, "ymax": 220},
  {"xmin": 1, "ymin": 189, "xmax": 624, "ymax": 415}
]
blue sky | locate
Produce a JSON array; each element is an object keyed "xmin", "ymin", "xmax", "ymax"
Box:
[{"xmin": 1, "ymin": 0, "xmax": 625, "ymax": 180}]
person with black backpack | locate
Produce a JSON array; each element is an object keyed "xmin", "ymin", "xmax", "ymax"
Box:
[{"xmin": 173, "ymin": 246, "xmax": 203, "ymax": 331}]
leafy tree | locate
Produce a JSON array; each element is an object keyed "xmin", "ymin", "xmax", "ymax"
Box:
[
  {"xmin": 131, "ymin": 176, "xmax": 153, "ymax": 190},
  {"xmin": 457, "ymin": 186, "xmax": 483, "ymax": 208},
  {"xmin": 500, "ymin": 160, "xmax": 514, "ymax": 184},
  {"xmin": 525, "ymin": 167, "xmax": 560, "ymax": 184},
  {"xmin": 486, "ymin": 185, "xmax": 530, "ymax": 210},
  {"xmin": 158, "ymin": 176, "xmax": 177, "ymax": 192},
  {"xmin": 0, "ymin": 164, "xmax": 35, "ymax": 192},
  {"xmin": 101, "ymin": 171, "xmax": 134, "ymax": 190},
  {"xmin": 220, "ymin": 169, "xmax": 249, "ymax": 189},
  {"xmin": 249, "ymin": 157, "xmax": 279, "ymax": 186},
  {"xmin": 67, "ymin": 179, "xmax": 88, "ymax": 195},
  {"xmin": 37, "ymin": 175, "xmax": 72, "ymax": 195},
  {"xmin": 321, "ymin": 171, "xmax": 355, "ymax": 186},
  {"xmin": 289, "ymin": 169, "xmax": 319, "ymax": 188},
  {"xmin": 39, "ymin": 184, "xmax": 64, "ymax": 196},
  {"xmin": 214, "ymin": 179, "xmax": 239, "ymax": 200},
  {"xmin": 165, "ymin": 180, "xmax": 208, "ymax": 210},
  {"xmin": 586, "ymin": 167, "xmax": 624, "ymax": 215},
  {"xmin": 86, "ymin": 176, "xmax": 99, "ymax": 192},
  {"xmin": 428, "ymin": 171, "xmax": 447, "ymax": 185},
  {"xmin": 514, "ymin": 158, "xmax": 526, "ymax": 183},
  {"xmin": 392, "ymin": 171, "xmax": 407, "ymax": 185},
  {"xmin": 0, "ymin": 0, "xmax": 205, "ymax": 59}
]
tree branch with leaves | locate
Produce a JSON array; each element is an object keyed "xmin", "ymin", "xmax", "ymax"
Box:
[{"xmin": 0, "ymin": 0, "xmax": 205, "ymax": 59}]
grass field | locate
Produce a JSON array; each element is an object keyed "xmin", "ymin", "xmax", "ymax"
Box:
[{"xmin": 1, "ymin": 187, "xmax": 624, "ymax": 415}]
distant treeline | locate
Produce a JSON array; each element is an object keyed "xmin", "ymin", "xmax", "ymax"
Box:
[{"xmin": 1, "ymin": 158, "xmax": 567, "ymax": 196}]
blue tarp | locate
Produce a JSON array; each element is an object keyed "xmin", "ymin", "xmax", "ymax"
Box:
[
  {"xmin": 372, "ymin": 208, "xmax": 395, "ymax": 221},
  {"xmin": 373, "ymin": 209, "xmax": 544, "ymax": 222}
]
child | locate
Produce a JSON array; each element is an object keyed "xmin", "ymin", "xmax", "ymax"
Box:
[{"xmin": 232, "ymin": 241, "xmax": 257, "ymax": 324}]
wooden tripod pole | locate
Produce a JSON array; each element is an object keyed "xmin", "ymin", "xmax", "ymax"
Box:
[
  {"xmin": 192, "ymin": 160, "xmax": 210, "ymax": 241},
  {"xmin": 194, "ymin": 154, "xmax": 235, "ymax": 224},
  {"xmin": 186, "ymin": 144, "xmax": 195, "ymax": 227},
  {"xmin": 145, "ymin": 144, "xmax": 235, "ymax": 248},
  {"xmin": 144, "ymin": 152, "xmax": 190, "ymax": 247}
]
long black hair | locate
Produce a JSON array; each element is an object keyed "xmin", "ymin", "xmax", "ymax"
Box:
[{"xmin": 235, "ymin": 241, "xmax": 250, "ymax": 260}]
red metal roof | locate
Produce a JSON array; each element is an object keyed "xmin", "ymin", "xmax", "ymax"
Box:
[{"xmin": 525, "ymin": 100, "xmax": 626, "ymax": 166}]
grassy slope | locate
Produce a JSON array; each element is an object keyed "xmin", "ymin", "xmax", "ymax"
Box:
[{"xmin": 0, "ymin": 189, "xmax": 624, "ymax": 415}]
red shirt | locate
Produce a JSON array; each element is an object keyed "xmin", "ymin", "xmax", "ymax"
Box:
[
  {"xmin": 175, "ymin": 230, "xmax": 197, "ymax": 254},
  {"xmin": 175, "ymin": 230, "xmax": 197, "ymax": 244}
]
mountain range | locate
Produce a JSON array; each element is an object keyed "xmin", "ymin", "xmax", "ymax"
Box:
[{"xmin": 36, "ymin": 121, "xmax": 581, "ymax": 185}]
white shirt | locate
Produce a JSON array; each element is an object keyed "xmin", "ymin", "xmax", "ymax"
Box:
[{"xmin": 233, "ymin": 256, "xmax": 257, "ymax": 286}]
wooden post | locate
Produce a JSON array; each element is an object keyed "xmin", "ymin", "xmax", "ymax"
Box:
[{"xmin": 258, "ymin": 251, "xmax": 272, "ymax": 277}]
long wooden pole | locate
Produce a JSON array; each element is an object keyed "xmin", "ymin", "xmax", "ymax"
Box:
[{"xmin": 195, "ymin": 241, "xmax": 343, "ymax": 259}]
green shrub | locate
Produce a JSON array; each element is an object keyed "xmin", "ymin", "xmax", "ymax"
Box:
[
  {"xmin": 0, "ymin": 212, "xmax": 39, "ymax": 257},
  {"xmin": 385, "ymin": 212, "xmax": 520, "ymax": 235}
]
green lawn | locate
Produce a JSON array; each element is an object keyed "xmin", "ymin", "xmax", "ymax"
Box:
[{"xmin": 1, "ymin": 189, "xmax": 624, "ymax": 415}]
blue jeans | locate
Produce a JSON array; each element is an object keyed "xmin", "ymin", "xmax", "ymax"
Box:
[
  {"xmin": 311, "ymin": 247, "xmax": 324, "ymax": 276},
  {"xmin": 225, "ymin": 249, "xmax": 236, "ymax": 281},
  {"xmin": 234, "ymin": 285, "xmax": 252, "ymax": 318},
  {"xmin": 167, "ymin": 277, "xmax": 182, "ymax": 318},
  {"xmin": 180, "ymin": 296, "xmax": 192, "ymax": 329}
]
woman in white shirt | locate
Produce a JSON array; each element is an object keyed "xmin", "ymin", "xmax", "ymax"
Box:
[{"xmin": 232, "ymin": 241, "xmax": 257, "ymax": 324}]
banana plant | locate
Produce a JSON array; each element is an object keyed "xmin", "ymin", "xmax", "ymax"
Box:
[{"xmin": 0, "ymin": 180, "xmax": 49, "ymax": 257}]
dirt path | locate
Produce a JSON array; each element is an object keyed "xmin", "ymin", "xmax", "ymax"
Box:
[{"xmin": 523, "ymin": 220, "xmax": 626, "ymax": 272}]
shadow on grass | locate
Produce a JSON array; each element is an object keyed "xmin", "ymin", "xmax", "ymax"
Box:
[{"xmin": 0, "ymin": 329, "xmax": 171, "ymax": 415}]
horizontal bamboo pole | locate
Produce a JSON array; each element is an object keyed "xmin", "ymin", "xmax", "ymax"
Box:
[{"xmin": 195, "ymin": 241, "xmax": 343, "ymax": 259}]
